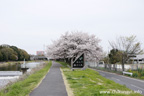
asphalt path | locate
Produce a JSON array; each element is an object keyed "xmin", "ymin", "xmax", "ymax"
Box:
[
  {"xmin": 95, "ymin": 69, "xmax": 144, "ymax": 95},
  {"xmin": 30, "ymin": 61, "xmax": 67, "ymax": 96}
]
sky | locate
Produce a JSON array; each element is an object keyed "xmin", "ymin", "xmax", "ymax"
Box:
[{"xmin": 0, "ymin": 0, "xmax": 144, "ymax": 55}]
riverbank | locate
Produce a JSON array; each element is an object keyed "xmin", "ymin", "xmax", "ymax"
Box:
[
  {"xmin": 58, "ymin": 61, "xmax": 142, "ymax": 96},
  {"xmin": 0, "ymin": 60, "xmax": 44, "ymax": 67},
  {"xmin": 0, "ymin": 61, "xmax": 23, "ymax": 67},
  {"xmin": 0, "ymin": 61, "xmax": 52, "ymax": 96}
]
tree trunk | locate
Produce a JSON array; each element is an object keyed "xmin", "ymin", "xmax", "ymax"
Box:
[
  {"xmin": 108, "ymin": 64, "xmax": 111, "ymax": 70},
  {"xmin": 116, "ymin": 64, "xmax": 117, "ymax": 71},
  {"xmin": 122, "ymin": 54, "xmax": 125, "ymax": 71},
  {"xmin": 66, "ymin": 58, "xmax": 71, "ymax": 65},
  {"xmin": 122, "ymin": 63, "xmax": 124, "ymax": 71},
  {"xmin": 114, "ymin": 64, "xmax": 117, "ymax": 71},
  {"xmin": 113, "ymin": 64, "xmax": 115, "ymax": 71},
  {"xmin": 105, "ymin": 63, "xmax": 107, "ymax": 69}
]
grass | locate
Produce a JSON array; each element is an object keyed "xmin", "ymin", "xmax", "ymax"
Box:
[
  {"xmin": 0, "ymin": 61, "xmax": 52, "ymax": 96},
  {"xmin": 58, "ymin": 61, "xmax": 142, "ymax": 96},
  {"xmin": 57, "ymin": 61, "xmax": 68, "ymax": 67}
]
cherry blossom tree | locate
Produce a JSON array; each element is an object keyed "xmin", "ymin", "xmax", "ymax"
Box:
[{"xmin": 46, "ymin": 31, "xmax": 103, "ymax": 64}]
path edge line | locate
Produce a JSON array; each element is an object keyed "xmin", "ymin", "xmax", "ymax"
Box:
[{"xmin": 60, "ymin": 68, "xmax": 74, "ymax": 96}]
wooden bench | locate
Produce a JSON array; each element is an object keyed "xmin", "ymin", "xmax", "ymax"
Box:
[{"xmin": 123, "ymin": 71, "xmax": 133, "ymax": 76}]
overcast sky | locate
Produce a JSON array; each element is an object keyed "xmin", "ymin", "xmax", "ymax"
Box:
[{"xmin": 0, "ymin": 0, "xmax": 144, "ymax": 55}]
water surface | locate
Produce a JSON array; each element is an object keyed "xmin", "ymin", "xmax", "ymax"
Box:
[{"xmin": 0, "ymin": 62, "xmax": 42, "ymax": 71}]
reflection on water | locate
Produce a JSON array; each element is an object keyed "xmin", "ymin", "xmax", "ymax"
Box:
[
  {"xmin": 21, "ymin": 62, "xmax": 41, "ymax": 69},
  {"xmin": 0, "ymin": 64, "xmax": 21, "ymax": 71},
  {"xmin": 0, "ymin": 62, "xmax": 42, "ymax": 71},
  {"xmin": 0, "ymin": 61, "xmax": 44, "ymax": 89}
]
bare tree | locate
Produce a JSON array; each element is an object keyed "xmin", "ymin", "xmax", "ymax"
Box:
[{"xmin": 109, "ymin": 35, "xmax": 143, "ymax": 71}]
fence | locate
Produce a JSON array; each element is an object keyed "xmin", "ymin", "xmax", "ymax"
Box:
[{"xmin": 86, "ymin": 62, "xmax": 144, "ymax": 72}]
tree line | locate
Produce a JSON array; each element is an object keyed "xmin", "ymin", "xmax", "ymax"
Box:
[
  {"xmin": 46, "ymin": 32, "xmax": 143, "ymax": 71},
  {"xmin": 0, "ymin": 44, "xmax": 30, "ymax": 61}
]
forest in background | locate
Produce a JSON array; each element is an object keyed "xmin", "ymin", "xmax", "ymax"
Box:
[{"xmin": 0, "ymin": 44, "xmax": 30, "ymax": 62}]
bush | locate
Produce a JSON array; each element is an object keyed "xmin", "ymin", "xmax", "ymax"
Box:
[
  {"xmin": 132, "ymin": 72, "xmax": 138, "ymax": 77},
  {"xmin": 141, "ymin": 76, "xmax": 144, "ymax": 79},
  {"xmin": 141, "ymin": 71, "xmax": 144, "ymax": 76},
  {"xmin": 138, "ymin": 68, "xmax": 142, "ymax": 73},
  {"xmin": 127, "ymin": 69, "xmax": 132, "ymax": 72},
  {"xmin": 138, "ymin": 73, "xmax": 142, "ymax": 77}
]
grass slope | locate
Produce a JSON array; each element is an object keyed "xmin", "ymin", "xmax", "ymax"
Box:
[
  {"xmin": 58, "ymin": 61, "xmax": 142, "ymax": 96},
  {"xmin": 0, "ymin": 61, "xmax": 52, "ymax": 96}
]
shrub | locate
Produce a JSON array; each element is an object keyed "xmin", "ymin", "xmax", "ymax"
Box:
[
  {"xmin": 141, "ymin": 71, "xmax": 144, "ymax": 76},
  {"xmin": 141, "ymin": 76, "xmax": 144, "ymax": 79},
  {"xmin": 138, "ymin": 68, "xmax": 142, "ymax": 73},
  {"xmin": 127, "ymin": 69, "xmax": 132, "ymax": 72},
  {"xmin": 138, "ymin": 73, "xmax": 142, "ymax": 77},
  {"xmin": 132, "ymin": 72, "xmax": 138, "ymax": 77}
]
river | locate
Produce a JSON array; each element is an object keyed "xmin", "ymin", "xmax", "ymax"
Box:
[{"xmin": 0, "ymin": 61, "xmax": 45, "ymax": 90}]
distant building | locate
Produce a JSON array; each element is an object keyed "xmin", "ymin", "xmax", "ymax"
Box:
[
  {"xmin": 30, "ymin": 51, "xmax": 47, "ymax": 60},
  {"xmin": 36, "ymin": 51, "xmax": 44, "ymax": 56},
  {"xmin": 130, "ymin": 54, "xmax": 144, "ymax": 64},
  {"xmin": 32, "ymin": 55, "xmax": 47, "ymax": 60},
  {"xmin": 30, "ymin": 55, "xmax": 47, "ymax": 60}
]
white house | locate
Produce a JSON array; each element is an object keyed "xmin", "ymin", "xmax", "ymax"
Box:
[{"xmin": 131, "ymin": 54, "xmax": 144, "ymax": 64}]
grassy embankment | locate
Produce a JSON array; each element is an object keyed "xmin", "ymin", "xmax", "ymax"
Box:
[
  {"xmin": 58, "ymin": 61, "xmax": 142, "ymax": 96},
  {"xmin": 0, "ymin": 61, "xmax": 52, "ymax": 96}
]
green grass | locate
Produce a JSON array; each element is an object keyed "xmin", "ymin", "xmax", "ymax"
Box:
[
  {"xmin": 58, "ymin": 62, "xmax": 142, "ymax": 96},
  {"xmin": 0, "ymin": 61, "xmax": 52, "ymax": 96},
  {"xmin": 57, "ymin": 61, "xmax": 68, "ymax": 67}
]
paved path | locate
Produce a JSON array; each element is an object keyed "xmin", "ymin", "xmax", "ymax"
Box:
[
  {"xmin": 30, "ymin": 61, "xmax": 67, "ymax": 96},
  {"xmin": 95, "ymin": 69, "xmax": 144, "ymax": 94}
]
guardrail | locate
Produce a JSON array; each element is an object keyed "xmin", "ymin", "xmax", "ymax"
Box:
[{"xmin": 123, "ymin": 71, "xmax": 133, "ymax": 76}]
